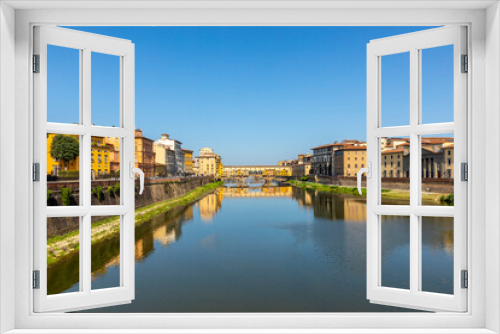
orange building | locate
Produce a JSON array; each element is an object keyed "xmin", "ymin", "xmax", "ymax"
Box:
[{"xmin": 135, "ymin": 129, "xmax": 156, "ymax": 178}]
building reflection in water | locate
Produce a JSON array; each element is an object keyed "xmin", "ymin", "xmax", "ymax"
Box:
[
  {"xmin": 134, "ymin": 205, "xmax": 194, "ymax": 261},
  {"xmin": 196, "ymin": 192, "xmax": 223, "ymax": 223},
  {"xmin": 53, "ymin": 186, "xmax": 455, "ymax": 298},
  {"xmin": 292, "ymin": 187, "xmax": 366, "ymax": 222}
]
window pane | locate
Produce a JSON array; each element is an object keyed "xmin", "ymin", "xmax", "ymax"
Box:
[
  {"xmin": 421, "ymin": 45, "xmax": 454, "ymax": 124},
  {"xmin": 421, "ymin": 216, "xmax": 454, "ymax": 295},
  {"xmin": 421, "ymin": 134, "xmax": 454, "ymax": 206},
  {"xmin": 47, "ymin": 216, "xmax": 80, "ymax": 295},
  {"xmin": 91, "ymin": 215, "xmax": 121, "ymax": 290},
  {"xmin": 381, "ymin": 52, "xmax": 410, "ymax": 127},
  {"xmin": 91, "ymin": 52, "xmax": 120, "ymax": 127},
  {"xmin": 380, "ymin": 137, "xmax": 410, "ymax": 205},
  {"xmin": 381, "ymin": 215, "xmax": 410, "ymax": 290},
  {"xmin": 47, "ymin": 45, "xmax": 80, "ymax": 124},
  {"xmin": 91, "ymin": 136, "xmax": 121, "ymax": 205},
  {"xmin": 47, "ymin": 133, "xmax": 80, "ymax": 206}
]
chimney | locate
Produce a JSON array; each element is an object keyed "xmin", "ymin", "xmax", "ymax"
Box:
[{"xmin": 162, "ymin": 133, "xmax": 170, "ymax": 139}]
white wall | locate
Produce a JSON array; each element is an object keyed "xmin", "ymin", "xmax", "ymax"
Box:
[
  {"xmin": 0, "ymin": 2, "xmax": 16, "ymax": 333},
  {"xmin": 485, "ymin": 2, "xmax": 500, "ymax": 333}
]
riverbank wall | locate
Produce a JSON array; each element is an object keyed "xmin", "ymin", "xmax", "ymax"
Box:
[
  {"xmin": 305, "ymin": 175, "xmax": 453, "ymax": 194},
  {"xmin": 47, "ymin": 176, "xmax": 214, "ymax": 238}
]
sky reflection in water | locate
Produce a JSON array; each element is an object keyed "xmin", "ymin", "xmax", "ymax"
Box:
[{"xmin": 61, "ymin": 186, "xmax": 454, "ymax": 313}]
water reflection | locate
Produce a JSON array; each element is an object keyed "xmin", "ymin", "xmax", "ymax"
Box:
[{"xmin": 59, "ymin": 186, "xmax": 455, "ymax": 312}]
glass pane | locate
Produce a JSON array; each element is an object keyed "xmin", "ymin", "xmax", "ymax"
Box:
[
  {"xmin": 47, "ymin": 133, "xmax": 80, "ymax": 206},
  {"xmin": 381, "ymin": 215, "xmax": 410, "ymax": 290},
  {"xmin": 380, "ymin": 137, "xmax": 410, "ymax": 205},
  {"xmin": 91, "ymin": 215, "xmax": 121, "ymax": 290},
  {"xmin": 91, "ymin": 136, "xmax": 121, "ymax": 205},
  {"xmin": 421, "ymin": 45, "xmax": 454, "ymax": 124},
  {"xmin": 381, "ymin": 52, "xmax": 410, "ymax": 127},
  {"xmin": 421, "ymin": 216, "xmax": 454, "ymax": 294},
  {"xmin": 421, "ymin": 134, "xmax": 454, "ymax": 206},
  {"xmin": 47, "ymin": 45, "xmax": 80, "ymax": 124},
  {"xmin": 91, "ymin": 52, "xmax": 120, "ymax": 127},
  {"xmin": 47, "ymin": 216, "xmax": 80, "ymax": 295}
]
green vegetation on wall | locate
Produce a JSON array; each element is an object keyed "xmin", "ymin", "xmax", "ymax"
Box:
[
  {"xmin": 114, "ymin": 182, "xmax": 120, "ymax": 196},
  {"xmin": 61, "ymin": 187, "xmax": 73, "ymax": 206},
  {"xmin": 92, "ymin": 186, "xmax": 104, "ymax": 201}
]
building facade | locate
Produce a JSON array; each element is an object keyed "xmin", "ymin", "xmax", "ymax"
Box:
[
  {"xmin": 311, "ymin": 143, "xmax": 336, "ymax": 176},
  {"xmin": 46, "ymin": 134, "xmax": 80, "ymax": 178},
  {"xmin": 135, "ymin": 129, "xmax": 156, "ymax": 178},
  {"xmin": 47, "ymin": 134, "xmax": 114, "ymax": 180},
  {"xmin": 197, "ymin": 147, "xmax": 222, "ymax": 176},
  {"xmin": 91, "ymin": 136, "xmax": 112, "ymax": 179},
  {"xmin": 291, "ymin": 153, "xmax": 313, "ymax": 177},
  {"xmin": 104, "ymin": 136, "xmax": 120, "ymax": 173},
  {"xmin": 443, "ymin": 143, "xmax": 454, "ymax": 179},
  {"xmin": 379, "ymin": 137, "xmax": 454, "ymax": 179},
  {"xmin": 182, "ymin": 149, "xmax": 194, "ymax": 175},
  {"xmin": 381, "ymin": 149, "xmax": 405, "ymax": 178},
  {"xmin": 155, "ymin": 134, "xmax": 185, "ymax": 176},
  {"xmin": 333, "ymin": 146, "xmax": 367, "ymax": 177},
  {"xmin": 153, "ymin": 143, "xmax": 167, "ymax": 177}
]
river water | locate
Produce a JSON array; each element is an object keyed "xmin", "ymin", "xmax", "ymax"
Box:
[{"xmin": 51, "ymin": 184, "xmax": 454, "ymax": 312}]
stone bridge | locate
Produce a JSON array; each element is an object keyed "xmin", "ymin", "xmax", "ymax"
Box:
[{"xmin": 222, "ymin": 165, "xmax": 292, "ymax": 177}]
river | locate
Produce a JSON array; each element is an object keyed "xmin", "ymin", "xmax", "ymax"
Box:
[{"xmin": 49, "ymin": 184, "xmax": 454, "ymax": 312}]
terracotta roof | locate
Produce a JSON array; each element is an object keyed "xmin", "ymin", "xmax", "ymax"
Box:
[
  {"xmin": 338, "ymin": 145, "xmax": 366, "ymax": 151},
  {"xmin": 382, "ymin": 149, "xmax": 404, "ymax": 154},
  {"xmin": 181, "ymin": 149, "xmax": 193, "ymax": 153},
  {"xmin": 387, "ymin": 138, "xmax": 410, "ymax": 141},
  {"xmin": 311, "ymin": 143, "xmax": 342, "ymax": 150},
  {"xmin": 422, "ymin": 137, "xmax": 454, "ymax": 144},
  {"xmin": 396, "ymin": 143, "xmax": 410, "ymax": 146}
]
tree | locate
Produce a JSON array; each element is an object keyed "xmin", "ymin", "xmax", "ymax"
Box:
[{"xmin": 50, "ymin": 134, "xmax": 79, "ymax": 171}]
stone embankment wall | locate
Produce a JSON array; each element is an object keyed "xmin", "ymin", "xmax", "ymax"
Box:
[
  {"xmin": 47, "ymin": 176, "xmax": 214, "ymax": 238},
  {"xmin": 308, "ymin": 175, "xmax": 454, "ymax": 194}
]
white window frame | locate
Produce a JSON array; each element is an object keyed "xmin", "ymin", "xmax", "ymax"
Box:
[
  {"xmin": 1, "ymin": 2, "xmax": 498, "ymax": 333},
  {"xmin": 366, "ymin": 26, "xmax": 467, "ymax": 312},
  {"xmin": 32, "ymin": 25, "xmax": 136, "ymax": 313}
]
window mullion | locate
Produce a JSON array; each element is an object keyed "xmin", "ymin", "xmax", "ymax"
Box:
[
  {"xmin": 81, "ymin": 48, "xmax": 92, "ymax": 295},
  {"xmin": 82, "ymin": 213, "xmax": 91, "ymax": 294},
  {"xmin": 409, "ymin": 47, "xmax": 420, "ymax": 294}
]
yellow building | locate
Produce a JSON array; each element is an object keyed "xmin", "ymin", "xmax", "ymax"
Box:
[
  {"xmin": 182, "ymin": 149, "xmax": 194, "ymax": 175},
  {"xmin": 104, "ymin": 137, "xmax": 121, "ymax": 173},
  {"xmin": 381, "ymin": 149, "xmax": 405, "ymax": 178},
  {"xmin": 91, "ymin": 136, "xmax": 111, "ymax": 178},
  {"xmin": 217, "ymin": 158, "xmax": 223, "ymax": 176},
  {"xmin": 47, "ymin": 134, "xmax": 111, "ymax": 179},
  {"xmin": 334, "ymin": 146, "xmax": 367, "ymax": 177},
  {"xmin": 153, "ymin": 143, "xmax": 168, "ymax": 177},
  {"xmin": 443, "ymin": 143, "xmax": 454, "ymax": 179},
  {"xmin": 46, "ymin": 134, "xmax": 79, "ymax": 177},
  {"xmin": 197, "ymin": 147, "xmax": 222, "ymax": 176}
]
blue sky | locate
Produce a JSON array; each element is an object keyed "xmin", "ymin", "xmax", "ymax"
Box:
[{"xmin": 48, "ymin": 26, "xmax": 453, "ymax": 165}]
